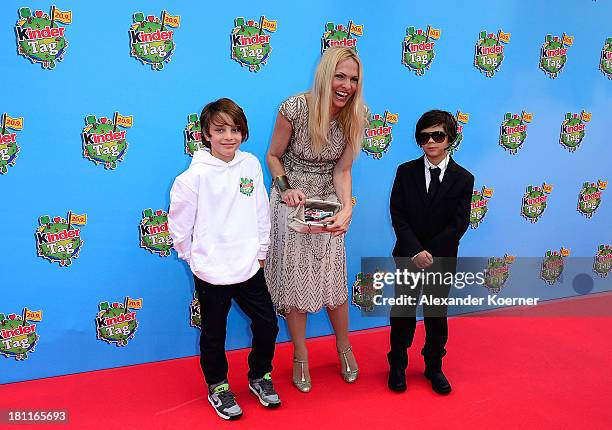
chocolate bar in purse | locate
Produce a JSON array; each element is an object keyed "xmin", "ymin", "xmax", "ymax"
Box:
[{"xmin": 287, "ymin": 199, "xmax": 342, "ymax": 234}]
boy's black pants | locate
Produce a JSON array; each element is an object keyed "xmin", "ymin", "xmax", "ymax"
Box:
[
  {"xmin": 194, "ymin": 268, "xmax": 279, "ymax": 386},
  {"xmin": 388, "ymin": 259, "xmax": 453, "ymax": 373}
]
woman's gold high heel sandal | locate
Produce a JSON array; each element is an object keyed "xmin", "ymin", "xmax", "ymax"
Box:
[
  {"xmin": 338, "ymin": 345, "xmax": 359, "ymax": 383},
  {"xmin": 293, "ymin": 358, "xmax": 312, "ymax": 393}
]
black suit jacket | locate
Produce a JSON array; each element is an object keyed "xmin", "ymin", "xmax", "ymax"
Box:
[{"xmin": 390, "ymin": 156, "xmax": 474, "ymax": 258}]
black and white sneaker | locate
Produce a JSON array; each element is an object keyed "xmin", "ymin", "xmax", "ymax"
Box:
[
  {"xmin": 207, "ymin": 381, "xmax": 243, "ymax": 420},
  {"xmin": 249, "ymin": 372, "xmax": 281, "ymax": 408}
]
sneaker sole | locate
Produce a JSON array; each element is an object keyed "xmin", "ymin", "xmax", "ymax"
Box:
[
  {"xmin": 207, "ymin": 395, "xmax": 243, "ymax": 420},
  {"xmin": 248, "ymin": 385, "xmax": 281, "ymax": 408}
]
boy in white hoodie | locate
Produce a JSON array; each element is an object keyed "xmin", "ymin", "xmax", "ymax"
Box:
[{"xmin": 168, "ymin": 98, "xmax": 280, "ymax": 420}]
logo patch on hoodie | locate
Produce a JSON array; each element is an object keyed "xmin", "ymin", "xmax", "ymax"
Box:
[{"xmin": 240, "ymin": 177, "xmax": 254, "ymax": 196}]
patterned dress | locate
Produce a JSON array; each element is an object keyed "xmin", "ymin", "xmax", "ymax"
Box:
[{"xmin": 265, "ymin": 93, "xmax": 348, "ymax": 314}]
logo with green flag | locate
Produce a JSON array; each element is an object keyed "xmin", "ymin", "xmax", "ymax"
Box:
[
  {"xmin": 351, "ymin": 272, "xmax": 381, "ymax": 312},
  {"xmin": 190, "ymin": 291, "xmax": 201, "ymax": 329},
  {"xmin": 96, "ymin": 297, "xmax": 142, "ymax": 347},
  {"xmin": 540, "ymin": 247, "xmax": 570, "ymax": 285},
  {"xmin": 184, "ymin": 113, "xmax": 204, "ymax": 156},
  {"xmin": 402, "ymin": 26, "xmax": 441, "ymax": 75},
  {"xmin": 521, "ymin": 183, "xmax": 552, "ymax": 223},
  {"xmin": 470, "ymin": 186, "xmax": 494, "ymax": 229},
  {"xmin": 560, "ymin": 111, "xmax": 591, "ymax": 152},
  {"xmin": 15, "ymin": 5, "xmax": 72, "ymax": 69},
  {"xmin": 139, "ymin": 208, "xmax": 172, "ymax": 257},
  {"xmin": 0, "ymin": 308, "xmax": 42, "ymax": 361},
  {"xmin": 35, "ymin": 212, "xmax": 87, "ymax": 266},
  {"xmin": 600, "ymin": 37, "xmax": 612, "ymax": 79},
  {"xmin": 483, "ymin": 255, "xmax": 515, "ymax": 293},
  {"xmin": 577, "ymin": 180, "xmax": 606, "ymax": 219},
  {"xmin": 449, "ymin": 111, "xmax": 469, "ymax": 155},
  {"xmin": 499, "ymin": 111, "xmax": 533, "ymax": 155},
  {"xmin": 0, "ymin": 113, "xmax": 23, "ymax": 175},
  {"xmin": 240, "ymin": 177, "xmax": 254, "ymax": 196},
  {"xmin": 539, "ymin": 33, "xmax": 573, "ymax": 79},
  {"xmin": 321, "ymin": 21, "xmax": 363, "ymax": 54},
  {"xmin": 130, "ymin": 11, "xmax": 180, "ymax": 70},
  {"xmin": 231, "ymin": 16, "xmax": 277, "ymax": 72},
  {"xmin": 362, "ymin": 111, "xmax": 399, "ymax": 159},
  {"xmin": 474, "ymin": 29, "xmax": 510, "ymax": 77},
  {"xmin": 82, "ymin": 113, "xmax": 133, "ymax": 169},
  {"xmin": 593, "ymin": 244, "xmax": 611, "ymax": 278}
]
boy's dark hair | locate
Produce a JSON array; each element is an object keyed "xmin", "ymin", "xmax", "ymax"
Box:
[
  {"xmin": 200, "ymin": 98, "xmax": 249, "ymax": 148},
  {"xmin": 414, "ymin": 110, "xmax": 457, "ymax": 146}
]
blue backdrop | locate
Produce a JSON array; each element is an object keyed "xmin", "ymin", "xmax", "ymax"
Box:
[{"xmin": 1, "ymin": 0, "xmax": 610, "ymax": 383}]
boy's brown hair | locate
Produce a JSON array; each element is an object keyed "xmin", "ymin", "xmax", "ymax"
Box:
[
  {"xmin": 199, "ymin": 98, "xmax": 249, "ymax": 148},
  {"xmin": 414, "ymin": 110, "xmax": 458, "ymax": 147}
]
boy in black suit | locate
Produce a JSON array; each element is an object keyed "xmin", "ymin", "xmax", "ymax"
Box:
[{"xmin": 387, "ymin": 110, "xmax": 474, "ymax": 394}]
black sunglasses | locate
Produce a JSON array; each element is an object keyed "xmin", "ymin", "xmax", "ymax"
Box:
[{"xmin": 417, "ymin": 131, "xmax": 447, "ymax": 145}]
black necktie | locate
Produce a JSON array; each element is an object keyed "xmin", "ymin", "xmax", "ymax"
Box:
[{"xmin": 428, "ymin": 167, "xmax": 441, "ymax": 198}]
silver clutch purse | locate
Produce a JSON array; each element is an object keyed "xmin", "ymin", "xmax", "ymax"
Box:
[{"xmin": 287, "ymin": 199, "xmax": 342, "ymax": 234}]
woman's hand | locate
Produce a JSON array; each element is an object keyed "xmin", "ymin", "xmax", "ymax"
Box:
[
  {"xmin": 323, "ymin": 208, "xmax": 352, "ymax": 237},
  {"xmin": 281, "ymin": 189, "xmax": 306, "ymax": 207}
]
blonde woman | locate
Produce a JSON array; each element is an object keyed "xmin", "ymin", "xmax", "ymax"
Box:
[{"xmin": 265, "ymin": 47, "xmax": 367, "ymax": 392}]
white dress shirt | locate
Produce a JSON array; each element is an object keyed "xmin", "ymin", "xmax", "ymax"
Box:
[
  {"xmin": 424, "ymin": 153, "xmax": 450, "ymax": 191},
  {"xmin": 412, "ymin": 154, "xmax": 450, "ymax": 260}
]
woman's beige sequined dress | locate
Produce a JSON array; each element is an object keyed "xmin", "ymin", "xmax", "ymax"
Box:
[{"xmin": 265, "ymin": 93, "xmax": 348, "ymax": 314}]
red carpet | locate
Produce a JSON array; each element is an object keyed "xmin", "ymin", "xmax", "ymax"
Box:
[{"xmin": 2, "ymin": 297, "xmax": 611, "ymax": 429}]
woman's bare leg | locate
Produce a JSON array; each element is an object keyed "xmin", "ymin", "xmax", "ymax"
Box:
[
  {"xmin": 327, "ymin": 301, "xmax": 358, "ymax": 373},
  {"xmin": 286, "ymin": 309, "xmax": 311, "ymax": 384}
]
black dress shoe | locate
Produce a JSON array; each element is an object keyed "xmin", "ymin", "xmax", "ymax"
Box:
[
  {"xmin": 424, "ymin": 370, "xmax": 452, "ymax": 394},
  {"xmin": 388, "ymin": 366, "xmax": 407, "ymax": 392}
]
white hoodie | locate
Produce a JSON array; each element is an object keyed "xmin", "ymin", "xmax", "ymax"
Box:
[{"xmin": 168, "ymin": 149, "xmax": 270, "ymax": 285}]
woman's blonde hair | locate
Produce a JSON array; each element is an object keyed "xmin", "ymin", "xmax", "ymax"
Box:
[{"xmin": 308, "ymin": 47, "xmax": 366, "ymax": 158}]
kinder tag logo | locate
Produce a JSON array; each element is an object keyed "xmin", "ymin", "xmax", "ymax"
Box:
[
  {"xmin": 474, "ymin": 29, "xmax": 510, "ymax": 77},
  {"xmin": 96, "ymin": 297, "xmax": 142, "ymax": 347},
  {"xmin": 577, "ymin": 180, "xmax": 606, "ymax": 219},
  {"xmin": 130, "ymin": 11, "xmax": 180, "ymax": 71},
  {"xmin": 521, "ymin": 183, "xmax": 553, "ymax": 223},
  {"xmin": 499, "ymin": 111, "xmax": 533, "ymax": 155},
  {"xmin": 0, "ymin": 308, "xmax": 42, "ymax": 361},
  {"xmin": 139, "ymin": 209, "xmax": 172, "ymax": 257},
  {"xmin": 402, "ymin": 26, "xmax": 441, "ymax": 75},
  {"xmin": 185, "ymin": 113, "xmax": 204, "ymax": 156},
  {"xmin": 82, "ymin": 113, "xmax": 133, "ymax": 169},
  {"xmin": 362, "ymin": 111, "xmax": 399, "ymax": 159},
  {"xmin": 351, "ymin": 272, "xmax": 381, "ymax": 312},
  {"xmin": 540, "ymin": 247, "xmax": 570, "ymax": 285},
  {"xmin": 539, "ymin": 33, "xmax": 573, "ymax": 79},
  {"xmin": 593, "ymin": 244, "xmax": 611, "ymax": 278},
  {"xmin": 470, "ymin": 186, "xmax": 494, "ymax": 229},
  {"xmin": 35, "ymin": 212, "xmax": 87, "ymax": 267},
  {"xmin": 15, "ymin": 6, "xmax": 72, "ymax": 69},
  {"xmin": 321, "ymin": 21, "xmax": 363, "ymax": 54},
  {"xmin": 231, "ymin": 16, "xmax": 277, "ymax": 72},
  {"xmin": 600, "ymin": 37, "xmax": 612, "ymax": 79},
  {"xmin": 240, "ymin": 177, "xmax": 254, "ymax": 196},
  {"xmin": 190, "ymin": 291, "xmax": 201, "ymax": 329},
  {"xmin": 449, "ymin": 111, "xmax": 469, "ymax": 155},
  {"xmin": 0, "ymin": 113, "xmax": 24, "ymax": 175},
  {"xmin": 483, "ymin": 255, "xmax": 515, "ymax": 293},
  {"xmin": 560, "ymin": 111, "xmax": 591, "ymax": 152}
]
